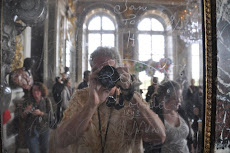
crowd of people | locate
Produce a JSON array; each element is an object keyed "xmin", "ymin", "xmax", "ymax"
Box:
[{"xmin": 9, "ymin": 47, "xmax": 203, "ymax": 153}]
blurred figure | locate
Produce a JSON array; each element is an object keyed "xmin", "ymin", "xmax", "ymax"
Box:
[
  {"xmin": 182, "ymin": 81, "xmax": 189, "ymax": 108},
  {"xmin": 77, "ymin": 70, "xmax": 90, "ymax": 89},
  {"xmin": 52, "ymin": 77, "xmax": 64, "ymax": 125},
  {"xmin": 61, "ymin": 66, "xmax": 70, "ymax": 82},
  {"xmin": 9, "ymin": 58, "xmax": 35, "ymax": 151},
  {"xmin": 61, "ymin": 73, "xmax": 67, "ymax": 83},
  {"xmin": 10, "ymin": 58, "xmax": 35, "ymax": 96},
  {"xmin": 185, "ymin": 79, "xmax": 199, "ymax": 120},
  {"xmin": 146, "ymin": 77, "xmax": 158, "ymax": 102},
  {"xmin": 22, "ymin": 82, "xmax": 52, "ymax": 153},
  {"xmin": 144, "ymin": 81, "xmax": 193, "ymax": 153},
  {"xmin": 61, "ymin": 78, "xmax": 73, "ymax": 111},
  {"xmin": 50, "ymin": 47, "xmax": 165, "ymax": 153},
  {"xmin": 131, "ymin": 74, "xmax": 143, "ymax": 94}
]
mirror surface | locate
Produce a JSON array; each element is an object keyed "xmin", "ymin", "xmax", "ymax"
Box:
[{"xmin": 1, "ymin": 0, "xmax": 204, "ymax": 152}]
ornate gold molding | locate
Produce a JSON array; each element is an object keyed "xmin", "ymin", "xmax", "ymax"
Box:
[
  {"xmin": 203, "ymin": 0, "xmax": 215, "ymax": 152},
  {"xmin": 11, "ymin": 35, "xmax": 24, "ymax": 71}
]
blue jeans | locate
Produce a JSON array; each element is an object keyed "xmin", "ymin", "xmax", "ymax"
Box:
[{"xmin": 25, "ymin": 128, "xmax": 50, "ymax": 153}]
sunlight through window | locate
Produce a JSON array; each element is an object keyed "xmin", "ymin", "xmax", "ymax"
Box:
[
  {"xmin": 192, "ymin": 43, "xmax": 200, "ymax": 84},
  {"xmin": 88, "ymin": 16, "xmax": 100, "ymax": 30}
]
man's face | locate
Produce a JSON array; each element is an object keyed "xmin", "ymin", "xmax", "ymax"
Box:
[{"xmin": 91, "ymin": 56, "xmax": 116, "ymax": 72}]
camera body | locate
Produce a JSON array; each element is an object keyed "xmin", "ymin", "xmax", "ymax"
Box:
[{"xmin": 98, "ymin": 65, "xmax": 120, "ymax": 89}]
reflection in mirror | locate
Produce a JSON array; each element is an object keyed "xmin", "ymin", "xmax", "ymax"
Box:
[{"xmin": 1, "ymin": 0, "xmax": 204, "ymax": 153}]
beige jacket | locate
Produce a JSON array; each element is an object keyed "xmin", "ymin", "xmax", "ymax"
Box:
[{"xmin": 50, "ymin": 88, "xmax": 146, "ymax": 153}]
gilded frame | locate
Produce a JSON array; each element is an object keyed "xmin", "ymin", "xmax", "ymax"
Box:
[
  {"xmin": 203, "ymin": 0, "xmax": 217, "ymax": 152},
  {"xmin": 0, "ymin": 0, "xmax": 217, "ymax": 152}
]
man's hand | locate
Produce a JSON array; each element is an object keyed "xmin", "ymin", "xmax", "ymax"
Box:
[
  {"xmin": 116, "ymin": 66, "xmax": 131, "ymax": 90},
  {"xmin": 33, "ymin": 109, "xmax": 43, "ymax": 116}
]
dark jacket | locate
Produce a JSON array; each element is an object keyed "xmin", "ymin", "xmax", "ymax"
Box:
[
  {"xmin": 52, "ymin": 82, "xmax": 64, "ymax": 104},
  {"xmin": 23, "ymin": 97, "xmax": 52, "ymax": 136},
  {"xmin": 145, "ymin": 85, "xmax": 156, "ymax": 102},
  {"xmin": 77, "ymin": 80, "xmax": 88, "ymax": 89}
]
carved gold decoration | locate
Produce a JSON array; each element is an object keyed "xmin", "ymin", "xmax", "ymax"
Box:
[
  {"xmin": 203, "ymin": 0, "xmax": 214, "ymax": 152},
  {"xmin": 66, "ymin": 0, "xmax": 76, "ymax": 48},
  {"xmin": 11, "ymin": 34, "xmax": 24, "ymax": 71},
  {"xmin": 67, "ymin": 0, "xmax": 77, "ymax": 26}
]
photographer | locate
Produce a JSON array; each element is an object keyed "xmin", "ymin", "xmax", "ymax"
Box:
[
  {"xmin": 23, "ymin": 82, "xmax": 52, "ymax": 153},
  {"xmin": 50, "ymin": 47, "xmax": 166, "ymax": 153}
]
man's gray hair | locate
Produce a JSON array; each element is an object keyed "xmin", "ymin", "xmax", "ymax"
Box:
[{"xmin": 90, "ymin": 47, "xmax": 121, "ymax": 67}]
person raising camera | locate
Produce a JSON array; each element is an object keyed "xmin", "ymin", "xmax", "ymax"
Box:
[
  {"xmin": 50, "ymin": 47, "xmax": 166, "ymax": 153},
  {"xmin": 22, "ymin": 82, "xmax": 52, "ymax": 153}
]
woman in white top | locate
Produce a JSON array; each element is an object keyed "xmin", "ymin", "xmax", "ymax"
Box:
[{"xmin": 144, "ymin": 80, "xmax": 194, "ymax": 153}]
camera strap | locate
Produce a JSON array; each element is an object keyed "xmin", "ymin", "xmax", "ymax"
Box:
[{"xmin": 97, "ymin": 107, "xmax": 113, "ymax": 153}]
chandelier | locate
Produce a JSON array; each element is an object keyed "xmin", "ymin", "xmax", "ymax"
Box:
[{"xmin": 180, "ymin": 0, "xmax": 202, "ymax": 45}]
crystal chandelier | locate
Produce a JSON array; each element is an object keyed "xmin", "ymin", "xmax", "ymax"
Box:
[{"xmin": 180, "ymin": 0, "xmax": 202, "ymax": 45}]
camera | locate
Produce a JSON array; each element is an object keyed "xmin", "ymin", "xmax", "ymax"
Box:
[
  {"xmin": 98, "ymin": 65, "xmax": 120, "ymax": 89},
  {"xmin": 25, "ymin": 106, "xmax": 37, "ymax": 114}
]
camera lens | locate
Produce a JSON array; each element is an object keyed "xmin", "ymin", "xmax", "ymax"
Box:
[{"xmin": 98, "ymin": 65, "xmax": 120, "ymax": 89}]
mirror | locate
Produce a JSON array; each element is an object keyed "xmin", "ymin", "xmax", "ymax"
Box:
[{"xmin": 0, "ymin": 0, "xmax": 214, "ymax": 152}]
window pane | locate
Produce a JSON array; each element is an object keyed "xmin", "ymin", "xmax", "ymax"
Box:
[
  {"xmin": 88, "ymin": 16, "xmax": 101, "ymax": 30},
  {"xmin": 192, "ymin": 43, "xmax": 199, "ymax": 55},
  {"xmin": 138, "ymin": 34, "xmax": 151, "ymax": 61},
  {"xmin": 192, "ymin": 43, "xmax": 200, "ymax": 83},
  {"xmin": 102, "ymin": 34, "xmax": 114, "ymax": 47},
  {"xmin": 138, "ymin": 18, "xmax": 151, "ymax": 31},
  {"xmin": 88, "ymin": 33, "xmax": 101, "ymax": 59},
  {"xmin": 139, "ymin": 71, "xmax": 151, "ymax": 99},
  {"xmin": 102, "ymin": 16, "xmax": 115, "ymax": 30},
  {"xmin": 152, "ymin": 35, "xmax": 165, "ymax": 61},
  {"xmin": 154, "ymin": 71, "xmax": 165, "ymax": 82},
  {"xmin": 66, "ymin": 41, "xmax": 71, "ymax": 67},
  {"xmin": 151, "ymin": 18, "xmax": 164, "ymax": 31}
]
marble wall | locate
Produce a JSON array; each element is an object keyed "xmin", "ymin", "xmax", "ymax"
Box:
[{"xmin": 215, "ymin": 0, "xmax": 230, "ymax": 151}]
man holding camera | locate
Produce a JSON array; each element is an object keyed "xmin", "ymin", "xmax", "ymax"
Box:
[{"xmin": 50, "ymin": 47, "xmax": 166, "ymax": 153}]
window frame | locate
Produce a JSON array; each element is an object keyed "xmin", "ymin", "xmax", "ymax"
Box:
[{"xmin": 82, "ymin": 9, "xmax": 118, "ymax": 71}]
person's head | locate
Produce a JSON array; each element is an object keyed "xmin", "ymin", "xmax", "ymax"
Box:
[
  {"xmin": 31, "ymin": 82, "xmax": 49, "ymax": 99},
  {"xmin": 152, "ymin": 77, "xmax": 158, "ymax": 85},
  {"xmin": 64, "ymin": 66, "xmax": 69, "ymax": 74},
  {"xmin": 64, "ymin": 78, "xmax": 71, "ymax": 87},
  {"xmin": 55, "ymin": 77, "xmax": 61, "ymax": 83},
  {"xmin": 23, "ymin": 58, "xmax": 35, "ymax": 71},
  {"xmin": 61, "ymin": 73, "xmax": 67, "ymax": 79},
  {"xmin": 89, "ymin": 47, "xmax": 121, "ymax": 71},
  {"xmin": 191, "ymin": 79, "xmax": 195, "ymax": 86},
  {"xmin": 154, "ymin": 80, "xmax": 182, "ymax": 112},
  {"xmin": 83, "ymin": 70, "xmax": 90, "ymax": 82}
]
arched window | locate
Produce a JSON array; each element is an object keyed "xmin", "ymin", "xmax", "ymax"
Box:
[
  {"xmin": 137, "ymin": 11, "xmax": 172, "ymax": 97},
  {"xmin": 83, "ymin": 9, "xmax": 117, "ymax": 71}
]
